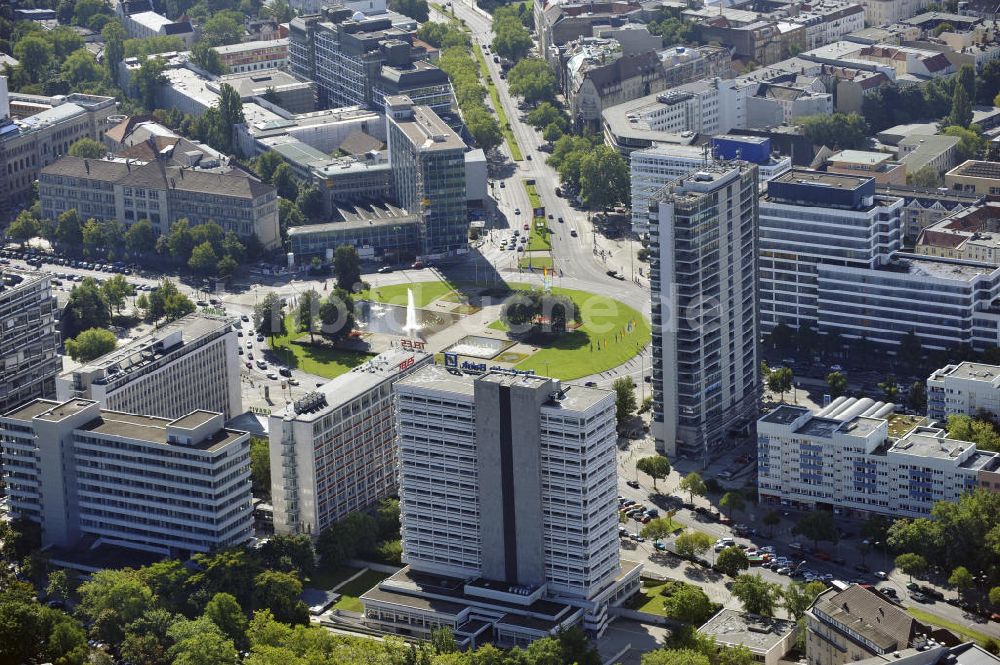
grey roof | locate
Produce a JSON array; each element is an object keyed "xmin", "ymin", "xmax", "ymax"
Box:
[
  {"xmin": 811, "ymin": 585, "xmax": 918, "ymax": 653},
  {"xmin": 338, "ymin": 129, "xmax": 385, "ymax": 156}
]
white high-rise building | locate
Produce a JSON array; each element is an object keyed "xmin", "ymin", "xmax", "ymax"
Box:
[
  {"xmin": 649, "ymin": 163, "xmax": 760, "ymax": 460},
  {"xmin": 0, "ymin": 269, "xmax": 61, "ymax": 413},
  {"xmin": 759, "ymin": 169, "xmax": 902, "ymax": 331},
  {"xmin": 0, "ymin": 398, "xmax": 252, "ymax": 555},
  {"xmin": 268, "ymin": 349, "xmax": 432, "ymax": 536},
  {"xmin": 361, "ymin": 368, "xmax": 641, "ymax": 648},
  {"xmin": 56, "ymin": 313, "xmax": 242, "ymax": 420}
]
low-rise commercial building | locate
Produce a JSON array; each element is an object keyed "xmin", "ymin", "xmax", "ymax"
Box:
[
  {"xmin": 56, "ymin": 313, "xmax": 242, "ymax": 420},
  {"xmin": 757, "ymin": 401, "xmax": 999, "ymax": 519},
  {"xmin": 362, "ymin": 367, "xmax": 641, "ymax": 647},
  {"xmin": 218, "ymin": 69, "xmax": 316, "ymax": 114},
  {"xmin": 0, "ymin": 269, "xmax": 61, "ymax": 413},
  {"xmin": 0, "ymin": 398, "xmax": 252, "ymax": 556},
  {"xmin": 212, "ymin": 39, "xmax": 289, "ymax": 74},
  {"xmin": 39, "ymin": 155, "xmax": 280, "ymax": 250},
  {"xmin": 269, "ymin": 350, "xmax": 432, "ymax": 536},
  {"xmin": 898, "ymin": 134, "xmax": 960, "ymax": 178},
  {"xmin": 288, "ymin": 205, "xmax": 420, "ymax": 261},
  {"xmin": 946, "ymin": 160, "xmax": 1000, "ymax": 198},
  {"xmin": 927, "ymin": 361, "xmax": 1000, "ymax": 422},
  {"xmin": 827, "ymin": 150, "xmax": 906, "ymax": 185},
  {"xmin": 700, "ymin": 610, "xmax": 797, "ymax": 665}
]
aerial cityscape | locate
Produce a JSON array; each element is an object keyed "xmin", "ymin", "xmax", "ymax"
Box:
[{"xmin": 6, "ymin": 0, "xmax": 1000, "ymax": 662}]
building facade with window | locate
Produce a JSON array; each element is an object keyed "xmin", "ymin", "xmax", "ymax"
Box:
[
  {"xmin": 38, "ymin": 156, "xmax": 280, "ymax": 249},
  {"xmin": 0, "ymin": 398, "xmax": 252, "ymax": 556},
  {"xmin": 55, "ymin": 313, "xmax": 241, "ymax": 420},
  {"xmin": 926, "ymin": 361, "xmax": 1000, "ymax": 422},
  {"xmin": 0, "ymin": 269, "xmax": 61, "ymax": 413},
  {"xmin": 268, "ymin": 349, "xmax": 431, "ymax": 536}
]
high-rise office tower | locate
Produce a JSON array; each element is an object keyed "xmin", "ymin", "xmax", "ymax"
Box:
[
  {"xmin": 649, "ymin": 163, "xmax": 760, "ymax": 460},
  {"xmin": 0, "ymin": 269, "xmax": 61, "ymax": 413},
  {"xmin": 385, "ymin": 95, "xmax": 468, "ymax": 258},
  {"xmin": 361, "ymin": 367, "xmax": 641, "ymax": 648}
]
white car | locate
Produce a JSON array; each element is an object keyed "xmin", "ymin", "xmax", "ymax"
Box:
[
  {"xmin": 760, "ymin": 545, "xmax": 776, "ymax": 554},
  {"xmin": 875, "ymin": 571, "xmax": 888, "ymax": 580}
]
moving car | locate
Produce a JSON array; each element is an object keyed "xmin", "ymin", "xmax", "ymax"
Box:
[
  {"xmin": 626, "ymin": 480, "xmax": 640, "ymax": 489},
  {"xmin": 377, "ymin": 266, "xmax": 393, "ymax": 274}
]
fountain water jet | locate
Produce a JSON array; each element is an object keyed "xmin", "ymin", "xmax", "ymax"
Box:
[{"xmin": 402, "ymin": 288, "xmax": 420, "ymax": 337}]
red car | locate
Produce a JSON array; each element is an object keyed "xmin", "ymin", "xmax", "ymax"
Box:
[{"xmin": 523, "ymin": 224, "xmax": 529, "ymax": 230}]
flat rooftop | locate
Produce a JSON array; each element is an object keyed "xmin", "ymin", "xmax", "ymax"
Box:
[
  {"xmin": 699, "ymin": 608, "xmax": 795, "ymax": 654},
  {"xmin": 934, "ymin": 361, "xmax": 1000, "ymax": 382},
  {"xmin": 80, "ymin": 411, "xmax": 245, "ymax": 452},
  {"xmin": 893, "ymin": 256, "xmax": 996, "ymax": 282},
  {"xmin": 772, "ymin": 169, "xmax": 872, "ymax": 188},
  {"xmin": 949, "ymin": 160, "xmax": 1000, "ymax": 180},
  {"xmin": 760, "ymin": 405, "xmax": 810, "ymax": 425},
  {"xmin": 828, "ymin": 150, "xmax": 894, "ymax": 166},
  {"xmin": 62, "ymin": 313, "xmax": 234, "ymax": 379},
  {"xmin": 889, "ymin": 429, "xmax": 973, "ymax": 461},
  {"xmin": 397, "ymin": 364, "xmax": 477, "ymax": 398},
  {"xmin": 275, "ymin": 349, "xmax": 431, "ymax": 422},
  {"xmin": 393, "ymin": 105, "xmax": 465, "ymax": 152}
]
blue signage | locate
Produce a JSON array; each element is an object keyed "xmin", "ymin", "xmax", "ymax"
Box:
[{"xmin": 444, "ymin": 352, "xmax": 458, "ymax": 368}]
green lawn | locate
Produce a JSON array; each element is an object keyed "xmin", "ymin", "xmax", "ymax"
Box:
[
  {"xmin": 907, "ymin": 607, "xmax": 995, "ymax": 646},
  {"xmin": 519, "ymin": 255, "xmax": 554, "ymax": 269},
  {"xmin": 332, "ymin": 569, "xmax": 392, "ymax": 613},
  {"xmin": 356, "ymin": 279, "xmax": 455, "ymax": 308},
  {"xmin": 269, "ymin": 315, "xmax": 374, "ymax": 379},
  {"xmin": 505, "ymin": 283, "xmax": 650, "ymax": 380},
  {"xmin": 306, "ymin": 566, "xmax": 362, "ymax": 590},
  {"xmin": 629, "ymin": 582, "xmax": 672, "ymax": 616}
]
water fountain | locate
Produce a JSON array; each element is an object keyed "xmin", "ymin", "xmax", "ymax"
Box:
[{"xmin": 402, "ymin": 288, "xmax": 420, "ymax": 337}]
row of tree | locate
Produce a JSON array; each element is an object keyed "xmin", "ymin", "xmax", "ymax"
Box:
[
  {"xmin": 546, "ymin": 135, "xmax": 630, "ymax": 209},
  {"xmin": 492, "ymin": 5, "xmax": 533, "ymax": 62},
  {"xmin": 62, "ymin": 276, "xmax": 195, "ymax": 339}
]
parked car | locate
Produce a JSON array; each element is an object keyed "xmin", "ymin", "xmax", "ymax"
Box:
[
  {"xmin": 626, "ymin": 480, "xmax": 640, "ymax": 489},
  {"xmin": 875, "ymin": 571, "xmax": 888, "ymax": 580}
]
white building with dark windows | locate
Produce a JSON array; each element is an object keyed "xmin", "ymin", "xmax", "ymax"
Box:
[
  {"xmin": 0, "ymin": 398, "xmax": 252, "ymax": 555},
  {"xmin": 361, "ymin": 367, "xmax": 641, "ymax": 649},
  {"xmin": 0, "ymin": 269, "xmax": 61, "ymax": 414},
  {"xmin": 649, "ymin": 163, "xmax": 760, "ymax": 460},
  {"xmin": 269, "ymin": 349, "xmax": 432, "ymax": 536},
  {"xmin": 926, "ymin": 362, "xmax": 1000, "ymax": 422},
  {"xmin": 757, "ymin": 401, "xmax": 1000, "ymax": 519},
  {"xmin": 55, "ymin": 313, "xmax": 242, "ymax": 420}
]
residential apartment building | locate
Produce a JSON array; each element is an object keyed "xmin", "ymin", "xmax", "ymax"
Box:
[
  {"xmin": 806, "ymin": 585, "xmax": 936, "ymax": 665},
  {"xmin": 115, "ymin": 0, "xmax": 194, "ymax": 46},
  {"xmin": 566, "ymin": 43, "xmax": 731, "ymax": 129},
  {"xmin": 1, "ymin": 399, "xmax": 251, "ymax": 555},
  {"xmin": 289, "ymin": 8, "xmax": 451, "ymax": 114},
  {"xmin": 878, "ymin": 183, "xmax": 982, "ymax": 241},
  {"xmin": 55, "ymin": 313, "xmax": 241, "ymax": 420},
  {"xmin": 946, "ymin": 160, "xmax": 1000, "ymax": 198},
  {"xmin": 0, "ymin": 269, "xmax": 61, "ymax": 413},
  {"xmin": 386, "ymin": 96, "xmax": 467, "ymax": 258},
  {"xmin": 855, "ymin": 0, "xmax": 932, "ymax": 26},
  {"xmin": 926, "ymin": 361, "xmax": 1000, "ymax": 421},
  {"xmin": 757, "ymin": 401, "xmax": 1000, "ymax": 519},
  {"xmin": 212, "ymin": 39, "xmax": 289, "ymax": 74},
  {"xmin": 0, "ymin": 81, "xmax": 118, "ymax": 208},
  {"xmin": 915, "ymin": 203, "xmax": 1000, "ymax": 264},
  {"xmin": 535, "ymin": 0, "xmax": 643, "ymax": 64},
  {"xmin": 629, "ymin": 135, "xmax": 790, "ymax": 232},
  {"xmin": 361, "ymin": 367, "xmax": 641, "ymax": 648},
  {"xmin": 38, "ymin": 156, "xmax": 281, "ymax": 250},
  {"xmin": 758, "ymin": 169, "xmax": 902, "ymax": 331},
  {"xmin": 269, "ymin": 350, "xmax": 432, "ymax": 536},
  {"xmin": 649, "ymin": 163, "xmax": 760, "ymax": 460}
]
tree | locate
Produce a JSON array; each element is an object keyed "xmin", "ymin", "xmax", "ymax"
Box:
[
  {"xmin": 146, "ymin": 278, "xmax": 194, "ymax": 322},
  {"xmin": 192, "ymin": 41, "xmax": 227, "ymax": 75},
  {"xmin": 642, "ymin": 650, "xmax": 711, "ymax": 665},
  {"xmin": 958, "ymin": 63, "xmax": 977, "ymax": 101},
  {"xmin": 125, "ymin": 219, "xmax": 155, "ymax": 258},
  {"xmin": 793, "ymin": 511, "xmax": 839, "ymax": 549},
  {"xmin": 249, "ymin": 437, "xmax": 271, "ymax": 500},
  {"xmin": 826, "ymin": 371, "xmax": 848, "ymax": 398},
  {"xmin": 783, "ymin": 580, "xmax": 827, "ymax": 621},
  {"xmin": 491, "ymin": 14, "xmax": 532, "ymax": 61},
  {"xmin": 333, "ymin": 245, "xmax": 362, "ymax": 291},
  {"xmin": 134, "ymin": 56, "xmax": 167, "ymax": 111},
  {"xmin": 65, "ymin": 327, "xmax": 117, "ymax": 362},
  {"xmin": 878, "ymin": 375, "xmax": 899, "ymax": 403},
  {"xmin": 767, "ymin": 366, "xmax": 794, "ymax": 402},
  {"xmin": 948, "ymin": 566, "xmax": 974, "ymax": 598},
  {"xmin": 680, "ymin": 472, "xmax": 707, "ymax": 505},
  {"xmin": 579, "ymin": 146, "xmax": 630, "ymax": 209},
  {"xmin": 907, "ymin": 165, "xmax": 940, "ymax": 187},
  {"xmin": 62, "ymin": 278, "xmax": 110, "ymax": 338},
  {"xmin": 168, "ymin": 618, "xmax": 238, "ymax": 665},
  {"xmin": 662, "ymin": 584, "xmax": 715, "ymax": 624},
  {"xmin": 641, "ymin": 517, "xmax": 678, "ymax": 543},
  {"xmin": 318, "ymin": 288, "xmax": 355, "ymax": 341},
  {"xmin": 272, "ymin": 163, "xmax": 299, "ymax": 200},
  {"xmin": 949, "ymin": 84, "xmax": 974, "ymax": 128},
  {"xmin": 390, "ymin": 0, "xmax": 430, "ymax": 22},
  {"xmin": 254, "ymin": 292, "xmax": 286, "ymax": 339},
  {"xmin": 763, "ymin": 509, "xmax": 781, "ymax": 537},
  {"xmin": 78, "ymin": 569, "xmax": 155, "ymax": 644},
  {"xmin": 799, "ymin": 113, "xmax": 868, "ymax": 149},
  {"xmin": 200, "ymin": 12, "xmax": 244, "ymax": 47},
  {"xmin": 7, "ymin": 210, "xmax": 40, "ymax": 246},
  {"xmin": 101, "ymin": 19, "xmax": 127, "ymax": 80},
  {"xmin": 613, "ymin": 377, "xmax": 637, "ymax": 428},
  {"xmin": 296, "ymin": 186, "xmax": 324, "ymax": 222},
  {"xmin": 731, "ymin": 573, "xmax": 782, "ymax": 616},
  {"xmin": 254, "ymin": 152, "xmax": 286, "ymax": 184},
  {"xmin": 297, "ymin": 289, "xmax": 321, "ymax": 342},
  {"xmin": 189, "ymin": 241, "xmax": 219, "ymax": 276},
  {"xmin": 431, "ymin": 627, "xmax": 458, "ymax": 654},
  {"xmin": 527, "ymin": 102, "xmax": 568, "ymax": 131},
  {"xmin": 508, "ymin": 58, "xmax": 557, "ymax": 104},
  {"xmin": 14, "ymin": 34, "xmax": 53, "ymax": 83},
  {"xmin": 674, "ymin": 530, "xmax": 713, "ymax": 559},
  {"xmin": 165, "ymin": 219, "xmax": 195, "ymax": 262},
  {"xmin": 943, "ymin": 124, "xmax": 987, "ymax": 161},
  {"xmin": 716, "ymin": 546, "xmax": 750, "ymax": 576},
  {"xmin": 102, "ymin": 274, "xmax": 132, "ymax": 315},
  {"xmin": 217, "ymin": 83, "xmax": 245, "ymax": 153},
  {"xmin": 204, "ymin": 592, "xmax": 247, "ymax": 647},
  {"xmin": 465, "ymin": 107, "xmax": 502, "ymax": 151},
  {"xmin": 990, "ymin": 586, "xmax": 1000, "ymax": 607},
  {"xmin": 908, "ymin": 381, "xmax": 927, "ymax": 414},
  {"xmin": 46, "ymin": 569, "xmax": 75, "ymax": 603},
  {"xmin": 543, "ymin": 122, "xmax": 564, "ymax": 143},
  {"xmin": 720, "ymin": 491, "xmax": 746, "ymax": 519},
  {"xmin": 61, "ymin": 49, "xmax": 104, "ymax": 88},
  {"xmin": 636, "ymin": 456, "xmax": 671, "ymax": 491},
  {"xmin": 895, "ymin": 552, "xmax": 928, "ymax": 581},
  {"xmin": 56, "ymin": 209, "xmax": 83, "ymax": 252}
]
